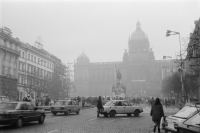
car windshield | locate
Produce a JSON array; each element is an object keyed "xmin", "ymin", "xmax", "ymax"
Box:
[
  {"xmin": 104, "ymin": 101, "xmax": 113, "ymax": 106},
  {"xmin": 173, "ymin": 106, "xmax": 197, "ymax": 119},
  {"xmin": 55, "ymin": 101, "xmax": 69, "ymax": 105},
  {"xmin": 0, "ymin": 103, "xmax": 17, "ymax": 110},
  {"xmin": 184, "ymin": 113, "xmax": 200, "ymax": 127}
]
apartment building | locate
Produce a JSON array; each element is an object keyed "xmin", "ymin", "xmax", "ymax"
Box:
[
  {"xmin": 0, "ymin": 27, "xmax": 20, "ymax": 101},
  {"xmin": 18, "ymin": 42, "xmax": 54, "ymax": 100}
]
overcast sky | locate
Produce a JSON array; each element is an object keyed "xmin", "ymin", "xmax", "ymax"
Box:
[{"xmin": 1, "ymin": 0, "xmax": 200, "ymax": 64}]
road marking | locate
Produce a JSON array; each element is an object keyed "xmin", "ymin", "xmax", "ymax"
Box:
[
  {"xmin": 88, "ymin": 118, "xmax": 97, "ymax": 121},
  {"xmin": 47, "ymin": 130, "xmax": 59, "ymax": 133}
]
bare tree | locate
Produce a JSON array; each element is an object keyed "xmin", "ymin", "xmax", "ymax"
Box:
[{"xmin": 186, "ymin": 19, "xmax": 200, "ymax": 77}]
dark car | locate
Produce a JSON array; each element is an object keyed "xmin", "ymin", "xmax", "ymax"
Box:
[
  {"xmin": 177, "ymin": 111, "xmax": 200, "ymax": 133},
  {"xmin": 0, "ymin": 101, "xmax": 46, "ymax": 128}
]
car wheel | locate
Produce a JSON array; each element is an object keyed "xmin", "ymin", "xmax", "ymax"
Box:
[
  {"xmin": 127, "ymin": 113, "xmax": 132, "ymax": 117},
  {"xmin": 104, "ymin": 113, "xmax": 108, "ymax": 117},
  {"xmin": 109, "ymin": 110, "xmax": 116, "ymax": 117},
  {"xmin": 134, "ymin": 110, "xmax": 140, "ymax": 117},
  {"xmin": 52, "ymin": 112, "xmax": 57, "ymax": 115},
  {"xmin": 76, "ymin": 109, "xmax": 80, "ymax": 114},
  {"xmin": 38, "ymin": 114, "xmax": 45, "ymax": 124},
  {"xmin": 16, "ymin": 117, "xmax": 23, "ymax": 128}
]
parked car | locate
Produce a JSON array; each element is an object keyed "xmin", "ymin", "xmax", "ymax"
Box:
[
  {"xmin": 0, "ymin": 102, "xmax": 46, "ymax": 128},
  {"xmin": 163, "ymin": 101, "xmax": 200, "ymax": 133},
  {"xmin": 50, "ymin": 100, "xmax": 80, "ymax": 115},
  {"xmin": 177, "ymin": 111, "xmax": 200, "ymax": 133},
  {"xmin": 97, "ymin": 100, "xmax": 143, "ymax": 117}
]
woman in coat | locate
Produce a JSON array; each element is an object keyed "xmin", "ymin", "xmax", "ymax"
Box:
[
  {"xmin": 97, "ymin": 96, "xmax": 103, "ymax": 117},
  {"xmin": 150, "ymin": 98, "xmax": 164, "ymax": 133}
]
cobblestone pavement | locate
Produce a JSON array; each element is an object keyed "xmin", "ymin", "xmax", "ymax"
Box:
[{"xmin": 0, "ymin": 105, "xmax": 178, "ymax": 133}]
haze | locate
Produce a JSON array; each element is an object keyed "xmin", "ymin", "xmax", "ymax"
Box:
[{"xmin": 1, "ymin": 0, "xmax": 200, "ymax": 64}]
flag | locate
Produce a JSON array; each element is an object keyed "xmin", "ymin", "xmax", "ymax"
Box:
[{"xmin": 163, "ymin": 56, "xmax": 172, "ymax": 59}]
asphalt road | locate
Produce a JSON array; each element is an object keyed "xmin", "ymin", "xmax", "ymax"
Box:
[{"xmin": 0, "ymin": 105, "xmax": 178, "ymax": 133}]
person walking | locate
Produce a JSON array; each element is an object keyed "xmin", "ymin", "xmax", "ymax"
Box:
[
  {"xmin": 151, "ymin": 97, "xmax": 155, "ymax": 107},
  {"xmin": 97, "ymin": 96, "xmax": 103, "ymax": 117},
  {"xmin": 132, "ymin": 98, "xmax": 135, "ymax": 105},
  {"xmin": 150, "ymin": 98, "xmax": 164, "ymax": 133}
]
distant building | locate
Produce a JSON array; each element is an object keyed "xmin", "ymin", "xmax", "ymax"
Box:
[
  {"xmin": 74, "ymin": 21, "xmax": 178, "ymax": 98},
  {"xmin": 0, "ymin": 27, "xmax": 20, "ymax": 101}
]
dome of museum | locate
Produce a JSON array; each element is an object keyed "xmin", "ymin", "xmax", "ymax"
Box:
[
  {"xmin": 131, "ymin": 21, "xmax": 146, "ymax": 40},
  {"xmin": 77, "ymin": 52, "xmax": 90, "ymax": 63}
]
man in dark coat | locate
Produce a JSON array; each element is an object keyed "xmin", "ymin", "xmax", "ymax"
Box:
[
  {"xmin": 97, "ymin": 96, "xmax": 103, "ymax": 117},
  {"xmin": 150, "ymin": 98, "xmax": 164, "ymax": 133}
]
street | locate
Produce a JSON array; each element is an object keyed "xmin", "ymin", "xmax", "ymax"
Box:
[{"xmin": 0, "ymin": 105, "xmax": 178, "ymax": 133}]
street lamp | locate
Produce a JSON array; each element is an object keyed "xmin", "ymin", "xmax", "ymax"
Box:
[{"xmin": 166, "ymin": 30, "xmax": 185, "ymax": 103}]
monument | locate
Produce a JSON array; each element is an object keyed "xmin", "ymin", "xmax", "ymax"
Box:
[{"xmin": 112, "ymin": 69, "xmax": 126, "ymax": 98}]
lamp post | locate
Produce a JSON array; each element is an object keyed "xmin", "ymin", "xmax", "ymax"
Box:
[{"xmin": 166, "ymin": 30, "xmax": 185, "ymax": 103}]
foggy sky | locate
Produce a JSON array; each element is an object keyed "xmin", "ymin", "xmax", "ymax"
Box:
[{"xmin": 1, "ymin": 0, "xmax": 200, "ymax": 64}]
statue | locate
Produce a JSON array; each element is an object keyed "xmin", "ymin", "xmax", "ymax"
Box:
[{"xmin": 116, "ymin": 70, "xmax": 122, "ymax": 82}]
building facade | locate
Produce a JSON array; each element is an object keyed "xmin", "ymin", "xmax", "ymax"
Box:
[
  {"xmin": 0, "ymin": 27, "xmax": 20, "ymax": 101},
  {"xmin": 17, "ymin": 42, "xmax": 54, "ymax": 100},
  {"xmin": 1, "ymin": 27, "xmax": 67, "ymax": 101},
  {"xmin": 74, "ymin": 21, "xmax": 178, "ymax": 98}
]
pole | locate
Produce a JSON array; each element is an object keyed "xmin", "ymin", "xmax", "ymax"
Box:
[{"xmin": 178, "ymin": 33, "xmax": 185, "ymax": 103}]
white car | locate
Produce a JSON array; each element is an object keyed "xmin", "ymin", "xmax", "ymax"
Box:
[
  {"xmin": 97, "ymin": 100, "xmax": 143, "ymax": 117},
  {"xmin": 163, "ymin": 101, "xmax": 200, "ymax": 133}
]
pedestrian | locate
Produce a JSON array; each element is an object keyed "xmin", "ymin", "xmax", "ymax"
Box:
[
  {"xmin": 26, "ymin": 95, "xmax": 31, "ymax": 102},
  {"xmin": 97, "ymin": 96, "xmax": 103, "ymax": 117},
  {"xmin": 165, "ymin": 99, "xmax": 168, "ymax": 108},
  {"xmin": 45, "ymin": 95, "xmax": 50, "ymax": 106},
  {"xmin": 151, "ymin": 97, "xmax": 155, "ymax": 107},
  {"xmin": 82, "ymin": 97, "xmax": 85, "ymax": 108},
  {"xmin": 150, "ymin": 98, "xmax": 164, "ymax": 133},
  {"xmin": 77, "ymin": 96, "xmax": 81, "ymax": 106},
  {"xmin": 132, "ymin": 98, "xmax": 135, "ymax": 105}
]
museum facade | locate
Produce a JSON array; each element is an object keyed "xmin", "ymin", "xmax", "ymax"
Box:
[{"xmin": 74, "ymin": 21, "xmax": 177, "ymax": 98}]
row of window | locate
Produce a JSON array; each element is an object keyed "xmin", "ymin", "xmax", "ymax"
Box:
[
  {"xmin": 2, "ymin": 51, "xmax": 17, "ymax": 63},
  {"xmin": 18, "ymin": 74, "xmax": 50, "ymax": 88},
  {"xmin": 2, "ymin": 66, "xmax": 17, "ymax": 77},
  {"xmin": 19, "ymin": 62, "xmax": 53, "ymax": 80},
  {"xmin": 1, "ymin": 80, "xmax": 15, "ymax": 89},
  {"xmin": 19, "ymin": 50, "xmax": 54, "ymax": 70}
]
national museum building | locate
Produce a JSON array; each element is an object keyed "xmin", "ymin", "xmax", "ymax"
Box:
[{"xmin": 74, "ymin": 21, "xmax": 177, "ymax": 98}]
